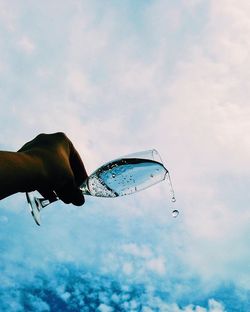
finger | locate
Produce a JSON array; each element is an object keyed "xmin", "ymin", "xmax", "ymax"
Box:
[
  {"xmin": 17, "ymin": 140, "xmax": 34, "ymax": 152},
  {"xmin": 17, "ymin": 133, "xmax": 47, "ymax": 152},
  {"xmin": 68, "ymin": 142, "xmax": 88, "ymax": 187},
  {"xmin": 38, "ymin": 188, "xmax": 58, "ymax": 201},
  {"xmin": 56, "ymin": 182, "xmax": 85, "ymax": 206}
]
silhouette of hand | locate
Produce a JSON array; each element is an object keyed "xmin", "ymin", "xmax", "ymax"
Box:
[{"xmin": 18, "ymin": 132, "xmax": 88, "ymax": 206}]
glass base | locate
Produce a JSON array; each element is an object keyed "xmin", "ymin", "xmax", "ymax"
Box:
[{"xmin": 26, "ymin": 192, "xmax": 42, "ymax": 226}]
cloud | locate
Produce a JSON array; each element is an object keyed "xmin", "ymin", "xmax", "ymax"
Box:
[
  {"xmin": 0, "ymin": 0, "xmax": 250, "ymax": 311},
  {"xmin": 25, "ymin": 294, "xmax": 50, "ymax": 312},
  {"xmin": 146, "ymin": 257, "xmax": 166, "ymax": 275},
  {"xmin": 0, "ymin": 262, "xmax": 248, "ymax": 311},
  {"xmin": 121, "ymin": 243, "xmax": 153, "ymax": 258},
  {"xmin": 0, "ymin": 0, "xmax": 17, "ymax": 31},
  {"xmin": 17, "ymin": 35, "xmax": 35, "ymax": 54},
  {"xmin": 97, "ymin": 303, "xmax": 114, "ymax": 312}
]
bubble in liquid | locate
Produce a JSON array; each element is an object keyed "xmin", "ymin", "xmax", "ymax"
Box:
[{"xmin": 172, "ymin": 209, "xmax": 179, "ymax": 218}]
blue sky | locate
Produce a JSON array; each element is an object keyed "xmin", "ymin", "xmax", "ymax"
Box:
[{"xmin": 0, "ymin": 0, "xmax": 250, "ymax": 311}]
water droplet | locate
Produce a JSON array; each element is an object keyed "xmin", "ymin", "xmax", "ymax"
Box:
[
  {"xmin": 172, "ymin": 209, "xmax": 179, "ymax": 218},
  {"xmin": 112, "ymin": 173, "xmax": 116, "ymax": 178},
  {"xmin": 166, "ymin": 172, "xmax": 176, "ymax": 203}
]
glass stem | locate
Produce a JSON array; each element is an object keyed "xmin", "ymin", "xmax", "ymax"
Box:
[
  {"xmin": 80, "ymin": 181, "xmax": 91, "ymax": 195},
  {"xmin": 39, "ymin": 197, "xmax": 58, "ymax": 209}
]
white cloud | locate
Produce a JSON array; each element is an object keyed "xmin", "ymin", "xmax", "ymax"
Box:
[
  {"xmin": 141, "ymin": 306, "xmax": 154, "ymax": 312},
  {"xmin": 207, "ymin": 299, "xmax": 225, "ymax": 312},
  {"xmin": 122, "ymin": 262, "xmax": 133, "ymax": 275},
  {"xmin": 60, "ymin": 291, "xmax": 71, "ymax": 302},
  {"xmin": 27, "ymin": 294, "xmax": 50, "ymax": 312},
  {"xmin": 122, "ymin": 243, "xmax": 153, "ymax": 258},
  {"xmin": 146, "ymin": 0, "xmax": 250, "ymax": 285},
  {"xmin": 0, "ymin": 0, "xmax": 250, "ymax": 309},
  {"xmin": 17, "ymin": 35, "xmax": 35, "ymax": 54},
  {"xmin": 0, "ymin": 1, "xmax": 17, "ymax": 31},
  {"xmin": 98, "ymin": 303, "xmax": 114, "ymax": 312},
  {"xmin": 146, "ymin": 257, "xmax": 166, "ymax": 275}
]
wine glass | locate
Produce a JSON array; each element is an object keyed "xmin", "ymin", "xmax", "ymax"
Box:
[{"xmin": 26, "ymin": 149, "xmax": 173, "ymax": 225}]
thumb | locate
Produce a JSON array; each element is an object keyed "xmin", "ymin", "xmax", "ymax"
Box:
[{"xmin": 56, "ymin": 181, "xmax": 85, "ymax": 206}]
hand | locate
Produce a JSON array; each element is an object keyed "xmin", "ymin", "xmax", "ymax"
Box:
[{"xmin": 18, "ymin": 132, "xmax": 88, "ymax": 206}]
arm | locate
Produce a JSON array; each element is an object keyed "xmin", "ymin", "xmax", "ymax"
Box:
[
  {"xmin": 0, "ymin": 132, "xmax": 88, "ymax": 205},
  {"xmin": 0, "ymin": 150, "xmax": 44, "ymax": 199}
]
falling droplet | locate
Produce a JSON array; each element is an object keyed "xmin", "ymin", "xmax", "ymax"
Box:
[
  {"xmin": 166, "ymin": 172, "xmax": 176, "ymax": 202},
  {"xmin": 172, "ymin": 209, "xmax": 179, "ymax": 218}
]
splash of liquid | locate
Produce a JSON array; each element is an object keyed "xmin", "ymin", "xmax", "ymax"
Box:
[
  {"xmin": 171, "ymin": 196, "xmax": 176, "ymax": 203},
  {"xmin": 166, "ymin": 172, "xmax": 175, "ymax": 200},
  {"xmin": 172, "ymin": 209, "xmax": 179, "ymax": 218},
  {"xmin": 165, "ymin": 171, "xmax": 179, "ymax": 218}
]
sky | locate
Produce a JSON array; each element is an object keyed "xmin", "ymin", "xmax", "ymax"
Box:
[{"xmin": 0, "ymin": 0, "xmax": 250, "ymax": 311}]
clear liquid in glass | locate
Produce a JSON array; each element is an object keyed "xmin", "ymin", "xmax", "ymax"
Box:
[{"xmin": 81, "ymin": 158, "xmax": 167, "ymax": 197}]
